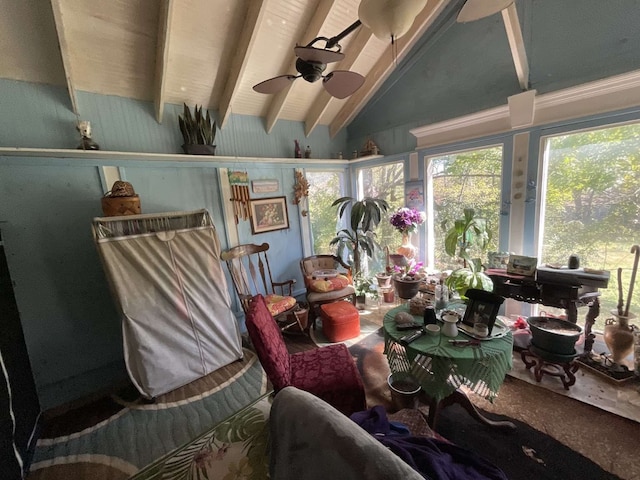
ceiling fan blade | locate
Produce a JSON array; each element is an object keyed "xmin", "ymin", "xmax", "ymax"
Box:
[
  {"xmin": 253, "ymin": 75, "xmax": 298, "ymax": 94},
  {"xmin": 457, "ymin": 0, "xmax": 514, "ymax": 23},
  {"xmin": 295, "ymin": 46, "xmax": 344, "ymax": 64},
  {"xmin": 322, "ymin": 70, "xmax": 365, "ymax": 99}
]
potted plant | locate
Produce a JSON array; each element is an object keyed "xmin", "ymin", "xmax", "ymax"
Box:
[
  {"xmin": 178, "ymin": 103, "xmax": 217, "ymax": 155},
  {"xmin": 393, "ymin": 259, "xmax": 425, "ymax": 300},
  {"xmin": 329, "ymin": 196, "xmax": 389, "ymax": 278},
  {"xmin": 353, "ymin": 274, "xmax": 377, "ymax": 308},
  {"xmin": 441, "ymin": 208, "xmax": 493, "ymax": 298}
]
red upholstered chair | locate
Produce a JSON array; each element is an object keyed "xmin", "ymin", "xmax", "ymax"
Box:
[{"xmin": 245, "ymin": 294, "xmax": 366, "ymax": 416}]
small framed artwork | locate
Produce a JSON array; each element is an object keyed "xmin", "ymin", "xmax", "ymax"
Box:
[
  {"xmin": 251, "ymin": 179, "xmax": 279, "ymax": 193},
  {"xmin": 461, "ymin": 289, "xmax": 505, "ymax": 335},
  {"xmin": 405, "ymin": 181, "xmax": 424, "ymax": 210},
  {"xmin": 250, "ymin": 196, "xmax": 289, "ymax": 234}
]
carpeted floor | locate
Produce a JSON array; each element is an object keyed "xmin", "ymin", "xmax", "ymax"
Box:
[{"xmin": 25, "ymin": 303, "xmax": 640, "ymax": 480}]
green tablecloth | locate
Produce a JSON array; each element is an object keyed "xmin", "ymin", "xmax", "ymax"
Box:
[{"xmin": 384, "ymin": 305, "xmax": 513, "ymax": 403}]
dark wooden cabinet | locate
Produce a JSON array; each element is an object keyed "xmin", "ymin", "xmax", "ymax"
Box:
[{"xmin": 0, "ymin": 229, "xmax": 40, "ymax": 479}]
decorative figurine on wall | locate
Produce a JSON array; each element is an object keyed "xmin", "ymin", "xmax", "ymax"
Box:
[
  {"xmin": 293, "ymin": 170, "xmax": 310, "ymax": 216},
  {"xmin": 76, "ymin": 120, "xmax": 100, "ymax": 150}
]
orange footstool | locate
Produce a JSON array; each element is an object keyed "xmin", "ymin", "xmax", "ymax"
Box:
[{"xmin": 319, "ymin": 302, "xmax": 360, "ymax": 342}]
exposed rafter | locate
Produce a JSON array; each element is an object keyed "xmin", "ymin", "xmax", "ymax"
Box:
[
  {"xmin": 50, "ymin": 0, "xmax": 78, "ymax": 115},
  {"xmin": 265, "ymin": 0, "xmax": 338, "ymax": 134},
  {"xmin": 305, "ymin": 24, "xmax": 373, "ymax": 137},
  {"xmin": 329, "ymin": 0, "xmax": 451, "ymax": 138},
  {"xmin": 218, "ymin": 0, "xmax": 268, "ymax": 129},
  {"xmin": 154, "ymin": 0, "xmax": 175, "ymax": 124},
  {"xmin": 501, "ymin": 3, "xmax": 529, "ymax": 90}
]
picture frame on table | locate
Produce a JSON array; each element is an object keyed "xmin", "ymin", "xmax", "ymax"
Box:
[
  {"xmin": 461, "ymin": 289, "xmax": 505, "ymax": 335},
  {"xmin": 250, "ymin": 196, "xmax": 289, "ymax": 234}
]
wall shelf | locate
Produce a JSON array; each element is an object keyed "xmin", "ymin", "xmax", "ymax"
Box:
[{"xmin": 0, "ymin": 147, "xmax": 364, "ymax": 166}]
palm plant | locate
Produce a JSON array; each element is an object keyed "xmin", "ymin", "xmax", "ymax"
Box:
[{"xmin": 330, "ymin": 196, "xmax": 389, "ymax": 277}]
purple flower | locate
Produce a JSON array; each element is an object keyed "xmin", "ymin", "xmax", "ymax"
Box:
[{"xmin": 390, "ymin": 208, "xmax": 425, "ymax": 234}]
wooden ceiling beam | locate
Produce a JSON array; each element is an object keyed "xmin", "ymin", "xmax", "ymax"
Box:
[
  {"xmin": 304, "ymin": 25, "xmax": 373, "ymax": 137},
  {"xmin": 50, "ymin": 0, "xmax": 79, "ymax": 115},
  {"xmin": 501, "ymin": 3, "xmax": 529, "ymax": 91},
  {"xmin": 329, "ymin": 0, "xmax": 450, "ymax": 138},
  {"xmin": 154, "ymin": 0, "xmax": 175, "ymax": 124},
  {"xmin": 218, "ymin": 0, "xmax": 268, "ymax": 129},
  {"xmin": 265, "ymin": 0, "xmax": 338, "ymax": 134}
]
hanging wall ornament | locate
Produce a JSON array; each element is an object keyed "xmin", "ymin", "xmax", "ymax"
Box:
[
  {"xmin": 228, "ymin": 170, "xmax": 250, "ymax": 223},
  {"xmin": 293, "ymin": 170, "xmax": 310, "ymax": 216}
]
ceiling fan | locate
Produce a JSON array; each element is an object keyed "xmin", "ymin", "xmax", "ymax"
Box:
[{"xmin": 253, "ymin": 22, "xmax": 365, "ymax": 99}]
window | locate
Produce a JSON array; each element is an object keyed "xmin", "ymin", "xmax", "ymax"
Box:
[
  {"xmin": 306, "ymin": 170, "xmax": 345, "ymax": 254},
  {"xmin": 427, "ymin": 146, "xmax": 503, "ymax": 271},
  {"xmin": 539, "ymin": 122, "xmax": 640, "ymax": 327},
  {"xmin": 357, "ymin": 162, "xmax": 405, "ymax": 272}
]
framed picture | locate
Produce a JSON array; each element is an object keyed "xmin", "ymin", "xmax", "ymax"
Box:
[
  {"xmin": 405, "ymin": 181, "xmax": 424, "ymax": 210},
  {"xmin": 250, "ymin": 196, "xmax": 289, "ymax": 234},
  {"xmin": 461, "ymin": 289, "xmax": 505, "ymax": 335},
  {"xmin": 251, "ymin": 179, "xmax": 279, "ymax": 193}
]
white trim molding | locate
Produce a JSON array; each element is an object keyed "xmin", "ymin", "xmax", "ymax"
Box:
[{"xmin": 410, "ymin": 69, "xmax": 640, "ymax": 148}]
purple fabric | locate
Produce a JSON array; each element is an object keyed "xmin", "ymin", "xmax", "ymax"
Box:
[{"xmin": 351, "ymin": 407, "xmax": 509, "ymax": 480}]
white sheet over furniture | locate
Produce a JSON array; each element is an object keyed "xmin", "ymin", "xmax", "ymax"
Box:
[{"xmin": 92, "ymin": 209, "xmax": 243, "ymax": 398}]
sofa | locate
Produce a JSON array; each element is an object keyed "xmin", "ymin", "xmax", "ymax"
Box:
[{"xmin": 270, "ymin": 387, "xmax": 508, "ymax": 480}]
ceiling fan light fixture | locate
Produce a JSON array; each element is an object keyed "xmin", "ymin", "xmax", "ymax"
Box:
[
  {"xmin": 456, "ymin": 0, "xmax": 514, "ymax": 23},
  {"xmin": 358, "ymin": 0, "xmax": 428, "ymax": 42}
]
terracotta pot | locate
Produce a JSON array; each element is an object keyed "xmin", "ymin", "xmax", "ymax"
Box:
[
  {"xmin": 101, "ymin": 195, "xmax": 141, "ymax": 216},
  {"xmin": 382, "ymin": 288, "xmax": 395, "ymax": 303},
  {"xmin": 376, "ymin": 274, "xmax": 392, "ymax": 287},
  {"xmin": 604, "ymin": 310, "xmax": 636, "ymax": 363}
]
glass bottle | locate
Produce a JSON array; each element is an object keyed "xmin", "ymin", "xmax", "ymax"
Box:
[{"xmin": 435, "ymin": 279, "xmax": 448, "ymax": 310}]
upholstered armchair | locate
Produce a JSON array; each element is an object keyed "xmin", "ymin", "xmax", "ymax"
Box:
[
  {"xmin": 300, "ymin": 255, "xmax": 356, "ymax": 329},
  {"xmin": 245, "ymin": 294, "xmax": 366, "ymax": 416}
]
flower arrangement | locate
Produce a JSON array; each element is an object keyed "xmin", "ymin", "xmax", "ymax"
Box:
[{"xmin": 390, "ymin": 207, "xmax": 425, "ymax": 235}]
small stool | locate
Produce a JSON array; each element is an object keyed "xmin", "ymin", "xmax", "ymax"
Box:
[{"xmin": 319, "ymin": 302, "xmax": 360, "ymax": 342}]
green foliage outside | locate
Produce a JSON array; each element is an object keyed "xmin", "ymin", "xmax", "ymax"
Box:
[
  {"xmin": 432, "ymin": 147, "xmax": 502, "ymax": 271},
  {"xmin": 307, "ymin": 171, "xmax": 343, "ymax": 254},
  {"xmin": 360, "ymin": 162, "xmax": 405, "ymax": 274},
  {"xmin": 542, "ymin": 123, "xmax": 640, "ymax": 330}
]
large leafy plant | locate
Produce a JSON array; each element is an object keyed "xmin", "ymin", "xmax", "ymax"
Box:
[
  {"xmin": 330, "ymin": 196, "xmax": 389, "ymax": 277},
  {"xmin": 442, "ymin": 208, "xmax": 493, "ymax": 297}
]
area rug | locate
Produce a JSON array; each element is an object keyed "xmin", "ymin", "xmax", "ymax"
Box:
[
  {"xmin": 435, "ymin": 403, "xmax": 621, "ymax": 480},
  {"xmin": 26, "ymin": 349, "xmax": 268, "ymax": 480}
]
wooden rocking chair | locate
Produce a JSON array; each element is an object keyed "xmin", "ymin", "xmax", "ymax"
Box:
[{"xmin": 221, "ymin": 242, "xmax": 299, "ymax": 331}]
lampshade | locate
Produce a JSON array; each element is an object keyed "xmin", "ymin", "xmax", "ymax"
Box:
[
  {"xmin": 456, "ymin": 0, "xmax": 514, "ymax": 23},
  {"xmin": 358, "ymin": 0, "xmax": 428, "ymax": 42}
]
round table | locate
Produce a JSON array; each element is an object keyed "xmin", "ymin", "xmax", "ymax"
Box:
[{"xmin": 383, "ymin": 305, "xmax": 515, "ymax": 429}]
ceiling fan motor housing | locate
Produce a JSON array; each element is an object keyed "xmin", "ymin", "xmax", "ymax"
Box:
[{"xmin": 296, "ymin": 58, "xmax": 326, "ymax": 83}]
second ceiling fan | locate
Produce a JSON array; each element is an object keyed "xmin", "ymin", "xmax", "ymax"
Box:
[{"xmin": 253, "ymin": 22, "xmax": 365, "ymax": 99}]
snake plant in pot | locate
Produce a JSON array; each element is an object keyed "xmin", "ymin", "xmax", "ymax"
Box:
[
  {"xmin": 442, "ymin": 208, "xmax": 493, "ymax": 298},
  {"xmin": 178, "ymin": 103, "xmax": 217, "ymax": 155}
]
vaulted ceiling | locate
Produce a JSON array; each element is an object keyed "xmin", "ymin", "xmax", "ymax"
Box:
[{"xmin": 1, "ymin": 0, "xmax": 490, "ymax": 138}]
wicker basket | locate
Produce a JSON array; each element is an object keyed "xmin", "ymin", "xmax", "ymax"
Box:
[{"xmin": 101, "ymin": 195, "xmax": 141, "ymax": 217}]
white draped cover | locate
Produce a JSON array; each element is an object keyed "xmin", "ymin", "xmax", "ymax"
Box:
[{"xmin": 92, "ymin": 210, "xmax": 243, "ymax": 398}]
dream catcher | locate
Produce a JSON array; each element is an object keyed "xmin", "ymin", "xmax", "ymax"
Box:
[{"xmin": 228, "ymin": 170, "xmax": 250, "ymax": 223}]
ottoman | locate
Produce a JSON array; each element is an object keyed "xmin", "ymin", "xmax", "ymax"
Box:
[{"xmin": 319, "ymin": 301, "xmax": 360, "ymax": 342}]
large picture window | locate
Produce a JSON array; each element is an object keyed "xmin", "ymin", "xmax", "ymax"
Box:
[
  {"xmin": 539, "ymin": 122, "xmax": 640, "ymax": 328},
  {"xmin": 427, "ymin": 146, "xmax": 503, "ymax": 271},
  {"xmin": 307, "ymin": 170, "xmax": 345, "ymax": 254},
  {"xmin": 357, "ymin": 162, "xmax": 405, "ymax": 272}
]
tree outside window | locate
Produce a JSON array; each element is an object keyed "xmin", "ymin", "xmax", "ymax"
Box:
[{"xmin": 307, "ymin": 171, "xmax": 344, "ymax": 254}]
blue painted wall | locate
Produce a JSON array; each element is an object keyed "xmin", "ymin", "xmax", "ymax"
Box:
[
  {"xmin": 0, "ymin": 79, "xmax": 348, "ymax": 409},
  {"xmin": 347, "ymin": 0, "xmax": 640, "ymax": 157}
]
